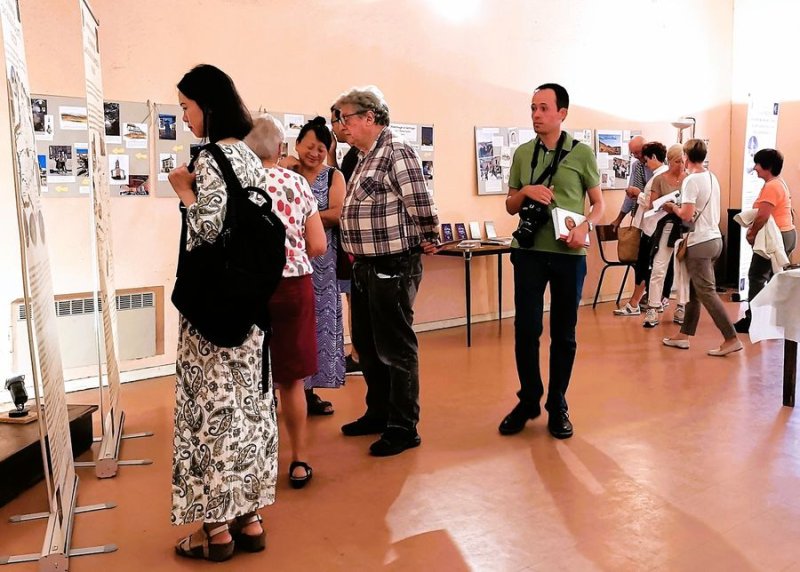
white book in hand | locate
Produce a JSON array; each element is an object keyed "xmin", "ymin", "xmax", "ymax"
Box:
[{"xmin": 552, "ymin": 207, "xmax": 590, "ymax": 247}]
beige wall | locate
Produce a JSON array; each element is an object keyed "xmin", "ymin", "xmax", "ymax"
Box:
[{"xmin": 0, "ymin": 0, "xmax": 735, "ymax": 376}]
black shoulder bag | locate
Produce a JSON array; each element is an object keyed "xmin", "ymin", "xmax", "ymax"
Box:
[{"xmin": 172, "ymin": 143, "xmax": 286, "ymax": 349}]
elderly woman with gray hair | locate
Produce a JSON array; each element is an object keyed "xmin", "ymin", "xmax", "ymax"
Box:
[
  {"xmin": 244, "ymin": 115, "xmax": 326, "ymax": 488},
  {"xmin": 334, "ymin": 86, "xmax": 439, "ymax": 457}
]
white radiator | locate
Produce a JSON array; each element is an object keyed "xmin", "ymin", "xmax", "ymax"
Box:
[{"xmin": 12, "ymin": 292, "xmax": 157, "ymax": 372}]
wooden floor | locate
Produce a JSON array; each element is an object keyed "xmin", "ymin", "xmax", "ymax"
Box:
[{"xmin": 2, "ymin": 300, "xmax": 799, "ymax": 571}]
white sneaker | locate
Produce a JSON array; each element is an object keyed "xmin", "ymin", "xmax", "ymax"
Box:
[
  {"xmin": 643, "ymin": 308, "xmax": 659, "ymax": 328},
  {"xmin": 659, "ymin": 298, "xmax": 670, "ymax": 313},
  {"xmin": 613, "ymin": 303, "xmax": 641, "ymax": 316},
  {"xmin": 673, "ymin": 305, "xmax": 685, "ymax": 324}
]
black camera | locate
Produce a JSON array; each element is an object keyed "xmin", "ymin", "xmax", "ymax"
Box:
[{"xmin": 512, "ymin": 199, "xmax": 550, "ymax": 248}]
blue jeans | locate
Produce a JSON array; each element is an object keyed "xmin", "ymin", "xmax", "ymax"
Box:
[
  {"xmin": 351, "ymin": 252, "xmax": 423, "ymax": 433},
  {"xmin": 511, "ymin": 249, "xmax": 587, "ymax": 413}
]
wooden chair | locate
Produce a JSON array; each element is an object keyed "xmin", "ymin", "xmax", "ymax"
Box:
[{"xmin": 592, "ymin": 224, "xmax": 634, "ymax": 308}]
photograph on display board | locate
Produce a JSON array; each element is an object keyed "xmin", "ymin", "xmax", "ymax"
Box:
[
  {"xmin": 123, "ymin": 122, "xmax": 148, "ymax": 148},
  {"xmin": 108, "ymin": 154, "xmax": 129, "ymax": 183},
  {"xmin": 74, "ymin": 144, "xmax": 89, "ymax": 177},
  {"xmin": 158, "ymin": 114, "xmax": 177, "ymax": 140},
  {"xmin": 59, "ymin": 105, "xmax": 88, "ymax": 130},
  {"xmin": 120, "ymin": 174, "xmax": 149, "ymax": 196},
  {"xmin": 37, "ymin": 154, "xmax": 47, "ymax": 186},
  {"xmin": 159, "ymin": 153, "xmax": 176, "ymax": 180},
  {"xmin": 31, "ymin": 97, "xmax": 46, "ymax": 131},
  {"xmin": 104, "ymin": 102, "xmax": 121, "ymax": 140},
  {"xmin": 47, "ymin": 144, "xmax": 74, "ymax": 181},
  {"xmin": 613, "ymin": 156, "xmax": 630, "ymax": 180},
  {"xmin": 422, "ymin": 160, "xmax": 433, "ymax": 180},
  {"xmin": 597, "ymin": 131, "xmax": 622, "ymax": 155},
  {"xmin": 421, "ymin": 126, "xmax": 433, "ymax": 147},
  {"xmin": 480, "ymin": 157, "xmax": 501, "ymax": 181}
]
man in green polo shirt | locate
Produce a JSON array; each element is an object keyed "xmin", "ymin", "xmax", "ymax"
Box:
[{"xmin": 499, "ymin": 83, "xmax": 604, "ymax": 439}]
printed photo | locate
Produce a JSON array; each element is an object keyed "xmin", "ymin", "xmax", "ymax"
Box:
[
  {"xmin": 37, "ymin": 155, "xmax": 47, "ymax": 186},
  {"xmin": 59, "ymin": 105, "xmax": 88, "ymax": 130},
  {"xmin": 47, "ymin": 144, "xmax": 75, "ymax": 182},
  {"xmin": 158, "ymin": 114, "xmax": 177, "ymax": 140},
  {"xmin": 124, "ymin": 122, "xmax": 148, "ymax": 148},
  {"xmin": 31, "ymin": 98, "xmax": 47, "ymax": 131},
  {"xmin": 108, "ymin": 154, "xmax": 129, "ymax": 184},
  {"xmin": 597, "ymin": 131, "xmax": 622, "ymax": 156},
  {"xmin": 421, "ymin": 126, "xmax": 433, "ymax": 147},
  {"xmin": 104, "ymin": 102, "xmax": 121, "ymax": 139},
  {"xmin": 422, "ymin": 160, "xmax": 434, "ymax": 180},
  {"xmin": 480, "ymin": 157, "xmax": 501, "ymax": 180},
  {"xmin": 75, "ymin": 144, "xmax": 89, "ymax": 177},
  {"xmin": 159, "ymin": 153, "xmax": 177, "ymax": 181},
  {"xmin": 613, "ymin": 156, "xmax": 630, "ymax": 180},
  {"xmin": 120, "ymin": 174, "xmax": 150, "ymax": 196},
  {"xmin": 478, "ymin": 141, "xmax": 494, "ymax": 159},
  {"xmin": 34, "ymin": 115, "xmax": 54, "ymax": 141}
]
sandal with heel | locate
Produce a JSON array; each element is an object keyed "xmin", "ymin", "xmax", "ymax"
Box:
[
  {"xmin": 175, "ymin": 523, "xmax": 234, "ymax": 562},
  {"xmin": 289, "ymin": 461, "xmax": 313, "ymax": 489},
  {"xmin": 306, "ymin": 390, "xmax": 334, "ymax": 416},
  {"xmin": 230, "ymin": 513, "xmax": 266, "ymax": 553}
]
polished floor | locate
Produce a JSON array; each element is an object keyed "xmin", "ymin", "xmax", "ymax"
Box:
[{"xmin": 2, "ymin": 300, "xmax": 799, "ymax": 571}]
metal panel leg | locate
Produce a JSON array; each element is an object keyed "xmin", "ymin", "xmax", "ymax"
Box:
[{"xmin": 783, "ymin": 340, "xmax": 797, "ymax": 407}]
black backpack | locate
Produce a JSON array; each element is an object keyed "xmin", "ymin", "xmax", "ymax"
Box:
[{"xmin": 171, "ymin": 143, "xmax": 286, "ymax": 348}]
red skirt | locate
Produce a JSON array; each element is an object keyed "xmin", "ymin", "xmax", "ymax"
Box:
[{"xmin": 267, "ymin": 275, "xmax": 318, "ymax": 385}]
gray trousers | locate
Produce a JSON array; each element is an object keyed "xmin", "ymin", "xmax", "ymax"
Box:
[{"xmin": 681, "ymin": 238, "xmax": 735, "ymax": 339}]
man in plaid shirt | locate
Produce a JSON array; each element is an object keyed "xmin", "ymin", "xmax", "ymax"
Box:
[{"xmin": 333, "ymin": 86, "xmax": 439, "ymax": 457}]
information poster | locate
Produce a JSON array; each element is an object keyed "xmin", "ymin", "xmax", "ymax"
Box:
[{"xmin": 738, "ymin": 98, "xmax": 780, "ymax": 298}]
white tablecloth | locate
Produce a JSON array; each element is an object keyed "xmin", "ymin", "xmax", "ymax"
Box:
[{"xmin": 750, "ymin": 268, "xmax": 800, "ymax": 343}]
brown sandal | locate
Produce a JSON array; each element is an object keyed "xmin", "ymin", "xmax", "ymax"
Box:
[
  {"xmin": 231, "ymin": 513, "xmax": 266, "ymax": 552},
  {"xmin": 175, "ymin": 523, "xmax": 234, "ymax": 562}
]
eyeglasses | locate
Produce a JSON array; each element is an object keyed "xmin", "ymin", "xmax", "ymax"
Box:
[{"xmin": 334, "ymin": 109, "xmax": 368, "ymax": 126}]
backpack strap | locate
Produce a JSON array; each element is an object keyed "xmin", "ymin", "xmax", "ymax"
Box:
[{"xmin": 201, "ymin": 143, "xmax": 247, "ymax": 198}]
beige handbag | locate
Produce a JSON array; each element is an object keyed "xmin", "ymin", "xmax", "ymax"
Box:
[{"xmin": 617, "ymin": 223, "xmax": 641, "ymax": 263}]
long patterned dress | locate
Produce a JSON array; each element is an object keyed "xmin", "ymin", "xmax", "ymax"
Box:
[
  {"xmin": 172, "ymin": 141, "xmax": 278, "ymax": 525},
  {"xmin": 305, "ymin": 167, "xmax": 345, "ymax": 389}
]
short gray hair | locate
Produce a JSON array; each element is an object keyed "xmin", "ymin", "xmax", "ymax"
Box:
[
  {"xmin": 244, "ymin": 113, "xmax": 284, "ymax": 161},
  {"xmin": 335, "ymin": 85, "xmax": 390, "ymax": 126}
]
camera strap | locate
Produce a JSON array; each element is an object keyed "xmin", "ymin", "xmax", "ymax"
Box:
[{"xmin": 529, "ymin": 130, "xmax": 578, "ymax": 189}]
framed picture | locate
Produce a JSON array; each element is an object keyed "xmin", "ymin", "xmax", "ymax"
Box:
[
  {"xmin": 455, "ymin": 223, "xmax": 468, "ymax": 240},
  {"xmin": 485, "ymin": 221, "xmax": 497, "ymax": 238},
  {"xmin": 441, "ymin": 223, "xmax": 454, "ymax": 242},
  {"xmin": 469, "ymin": 221, "xmax": 481, "ymax": 240}
]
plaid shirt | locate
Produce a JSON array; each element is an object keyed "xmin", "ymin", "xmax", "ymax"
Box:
[
  {"xmin": 341, "ymin": 127, "xmax": 439, "ymax": 256},
  {"xmin": 621, "ymin": 158, "xmax": 653, "ymax": 214}
]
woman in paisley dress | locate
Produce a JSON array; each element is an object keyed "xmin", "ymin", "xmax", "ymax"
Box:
[
  {"xmin": 168, "ymin": 64, "xmax": 277, "ymax": 562},
  {"xmin": 296, "ymin": 118, "xmax": 347, "ymax": 410},
  {"xmin": 245, "ymin": 114, "xmax": 326, "ymax": 489}
]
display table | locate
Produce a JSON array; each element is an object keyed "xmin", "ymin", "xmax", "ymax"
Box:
[
  {"xmin": 436, "ymin": 243, "xmax": 512, "ymax": 346},
  {"xmin": 0, "ymin": 404, "xmax": 97, "ymax": 506},
  {"xmin": 749, "ymin": 268, "xmax": 800, "ymax": 407}
]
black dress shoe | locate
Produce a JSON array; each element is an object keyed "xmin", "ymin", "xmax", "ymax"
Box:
[
  {"xmin": 369, "ymin": 429, "xmax": 421, "ymax": 457},
  {"xmin": 341, "ymin": 416, "xmax": 386, "ymax": 436},
  {"xmin": 548, "ymin": 410, "xmax": 573, "ymax": 439},
  {"xmin": 498, "ymin": 402, "xmax": 541, "ymax": 435}
]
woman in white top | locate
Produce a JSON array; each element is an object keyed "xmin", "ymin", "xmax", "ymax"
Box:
[{"xmin": 661, "ymin": 140, "xmax": 742, "ymax": 356}]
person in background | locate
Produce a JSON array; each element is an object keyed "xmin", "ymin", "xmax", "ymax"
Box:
[
  {"xmin": 295, "ymin": 117, "xmax": 347, "ymax": 419},
  {"xmin": 169, "ymin": 64, "xmax": 276, "ymax": 562},
  {"xmin": 329, "ymin": 104, "xmax": 362, "ymax": 375},
  {"xmin": 499, "ymin": 83, "xmax": 604, "ymax": 440},
  {"xmin": 244, "ymin": 114, "xmax": 326, "ymax": 489},
  {"xmin": 335, "ymin": 86, "xmax": 439, "ymax": 456},
  {"xmin": 734, "ymin": 148, "xmax": 796, "ymax": 333},
  {"xmin": 609, "ymin": 135, "xmax": 652, "ymax": 232},
  {"xmin": 661, "ymin": 139, "xmax": 742, "ymax": 356}
]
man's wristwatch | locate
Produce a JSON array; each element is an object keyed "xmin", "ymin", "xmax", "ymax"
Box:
[{"xmin": 585, "ymin": 220, "xmax": 594, "ymax": 232}]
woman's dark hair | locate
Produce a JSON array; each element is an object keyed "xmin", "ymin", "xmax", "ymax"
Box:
[
  {"xmin": 753, "ymin": 148, "xmax": 784, "ymax": 176},
  {"xmin": 296, "ymin": 116, "xmax": 333, "ymax": 151},
  {"xmin": 177, "ymin": 64, "xmax": 251, "ymax": 143},
  {"xmin": 642, "ymin": 141, "xmax": 667, "ymax": 163}
]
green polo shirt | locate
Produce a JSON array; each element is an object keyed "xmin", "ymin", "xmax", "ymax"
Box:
[{"xmin": 508, "ymin": 132, "xmax": 600, "ymax": 255}]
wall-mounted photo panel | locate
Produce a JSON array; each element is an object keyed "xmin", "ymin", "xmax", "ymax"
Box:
[{"xmin": 31, "ymin": 95, "xmax": 150, "ymax": 197}]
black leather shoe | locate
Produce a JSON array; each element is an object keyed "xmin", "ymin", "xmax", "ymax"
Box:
[
  {"xmin": 548, "ymin": 410, "xmax": 573, "ymax": 439},
  {"xmin": 369, "ymin": 429, "xmax": 421, "ymax": 457},
  {"xmin": 341, "ymin": 416, "xmax": 386, "ymax": 436},
  {"xmin": 498, "ymin": 402, "xmax": 541, "ymax": 435}
]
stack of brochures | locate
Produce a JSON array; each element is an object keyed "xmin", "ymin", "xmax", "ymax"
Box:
[
  {"xmin": 483, "ymin": 237, "xmax": 512, "ymax": 246},
  {"xmin": 457, "ymin": 239, "xmax": 482, "ymax": 249}
]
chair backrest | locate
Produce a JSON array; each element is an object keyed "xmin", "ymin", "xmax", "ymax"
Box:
[{"xmin": 595, "ymin": 224, "xmax": 620, "ymax": 265}]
